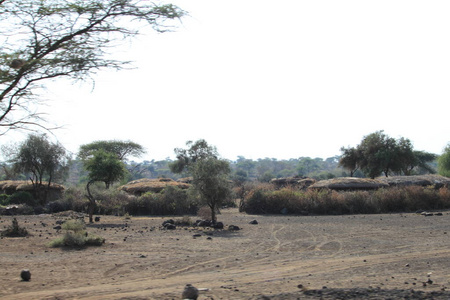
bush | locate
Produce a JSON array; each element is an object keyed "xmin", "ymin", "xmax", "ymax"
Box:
[
  {"xmin": 242, "ymin": 183, "xmax": 450, "ymax": 215},
  {"xmin": 0, "ymin": 194, "xmax": 9, "ymax": 206},
  {"xmin": 49, "ymin": 219, "xmax": 104, "ymax": 248},
  {"xmin": 1, "ymin": 218, "xmax": 29, "ymax": 237},
  {"xmin": 8, "ymin": 191, "xmax": 37, "ymax": 207},
  {"xmin": 96, "ymin": 189, "xmax": 136, "ymax": 216},
  {"xmin": 125, "ymin": 186, "xmax": 199, "ymax": 216}
]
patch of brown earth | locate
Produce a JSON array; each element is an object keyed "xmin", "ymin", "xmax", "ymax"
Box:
[{"xmin": 1, "ymin": 208, "xmax": 449, "ymax": 299}]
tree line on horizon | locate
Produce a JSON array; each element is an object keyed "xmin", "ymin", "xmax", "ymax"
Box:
[
  {"xmin": 1, "ymin": 131, "xmax": 448, "ymax": 189},
  {"xmin": 0, "ymin": 133, "xmax": 449, "ymax": 221}
]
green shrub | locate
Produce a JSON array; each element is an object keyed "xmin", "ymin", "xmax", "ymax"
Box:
[
  {"xmin": 125, "ymin": 186, "xmax": 199, "ymax": 216},
  {"xmin": 0, "ymin": 194, "xmax": 9, "ymax": 206},
  {"xmin": 242, "ymin": 183, "xmax": 450, "ymax": 215},
  {"xmin": 8, "ymin": 191, "xmax": 37, "ymax": 207},
  {"xmin": 1, "ymin": 218, "xmax": 29, "ymax": 237},
  {"xmin": 49, "ymin": 219, "xmax": 104, "ymax": 248},
  {"xmin": 62, "ymin": 219, "xmax": 86, "ymax": 232}
]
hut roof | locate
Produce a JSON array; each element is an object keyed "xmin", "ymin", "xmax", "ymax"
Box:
[
  {"xmin": 0, "ymin": 180, "xmax": 65, "ymax": 192},
  {"xmin": 177, "ymin": 177, "xmax": 193, "ymax": 184},
  {"xmin": 119, "ymin": 178, "xmax": 190, "ymax": 195},
  {"xmin": 309, "ymin": 177, "xmax": 389, "ymax": 190},
  {"xmin": 378, "ymin": 174, "xmax": 450, "ymax": 187},
  {"xmin": 270, "ymin": 177, "xmax": 316, "ymax": 189}
]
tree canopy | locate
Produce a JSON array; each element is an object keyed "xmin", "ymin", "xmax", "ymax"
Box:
[
  {"xmin": 78, "ymin": 140, "xmax": 146, "ymax": 161},
  {"xmin": 339, "ymin": 131, "xmax": 436, "ymax": 178},
  {"xmin": 169, "ymin": 139, "xmax": 218, "ymax": 174},
  {"xmin": 10, "ymin": 134, "xmax": 69, "ymax": 204},
  {"xmin": 0, "ymin": 0, "xmax": 184, "ymax": 134},
  {"xmin": 190, "ymin": 157, "xmax": 231, "ymax": 223}
]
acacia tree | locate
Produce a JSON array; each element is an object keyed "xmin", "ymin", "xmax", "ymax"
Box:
[
  {"xmin": 79, "ymin": 140, "xmax": 145, "ymax": 187},
  {"xmin": 10, "ymin": 134, "xmax": 69, "ymax": 204},
  {"xmin": 190, "ymin": 157, "xmax": 231, "ymax": 223},
  {"xmin": 340, "ymin": 131, "xmax": 436, "ymax": 178},
  {"xmin": 0, "ymin": 0, "xmax": 184, "ymax": 134},
  {"xmin": 170, "ymin": 139, "xmax": 230, "ymax": 223},
  {"xmin": 78, "ymin": 140, "xmax": 146, "ymax": 161},
  {"xmin": 83, "ymin": 149, "xmax": 126, "ymax": 222}
]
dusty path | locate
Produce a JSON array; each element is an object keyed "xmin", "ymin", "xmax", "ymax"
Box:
[{"xmin": 1, "ymin": 209, "xmax": 449, "ymax": 299}]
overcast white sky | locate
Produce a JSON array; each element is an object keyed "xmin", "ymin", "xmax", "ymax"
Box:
[{"xmin": 10, "ymin": 0, "xmax": 450, "ymax": 161}]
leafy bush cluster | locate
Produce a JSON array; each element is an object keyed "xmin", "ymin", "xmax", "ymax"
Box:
[
  {"xmin": 49, "ymin": 220, "xmax": 104, "ymax": 248},
  {"xmin": 125, "ymin": 186, "xmax": 200, "ymax": 216},
  {"xmin": 42, "ymin": 185, "xmax": 200, "ymax": 216},
  {"xmin": 242, "ymin": 185, "xmax": 450, "ymax": 215}
]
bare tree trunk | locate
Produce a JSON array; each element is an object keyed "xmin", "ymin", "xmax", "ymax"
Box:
[{"xmin": 210, "ymin": 202, "xmax": 216, "ymax": 224}]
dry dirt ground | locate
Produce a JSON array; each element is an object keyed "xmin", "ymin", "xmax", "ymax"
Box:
[{"xmin": 1, "ymin": 208, "xmax": 450, "ymax": 299}]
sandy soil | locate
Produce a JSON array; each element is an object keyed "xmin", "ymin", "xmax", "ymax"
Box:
[{"xmin": 1, "ymin": 208, "xmax": 450, "ymax": 299}]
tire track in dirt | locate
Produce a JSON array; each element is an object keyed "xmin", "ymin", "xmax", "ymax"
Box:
[{"xmin": 162, "ymin": 224, "xmax": 287, "ymax": 277}]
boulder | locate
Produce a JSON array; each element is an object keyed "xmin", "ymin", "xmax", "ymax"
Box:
[
  {"xmin": 228, "ymin": 225, "xmax": 240, "ymax": 231},
  {"xmin": 164, "ymin": 224, "xmax": 176, "ymax": 230},
  {"xmin": 213, "ymin": 222, "xmax": 224, "ymax": 229},
  {"xmin": 182, "ymin": 284, "xmax": 199, "ymax": 300},
  {"xmin": 20, "ymin": 269, "xmax": 31, "ymax": 281},
  {"xmin": 196, "ymin": 220, "xmax": 211, "ymax": 227}
]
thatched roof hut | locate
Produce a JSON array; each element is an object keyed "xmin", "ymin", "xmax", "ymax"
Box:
[
  {"xmin": 177, "ymin": 177, "xmax": 193, "ymax": 184},
  {"xmin": 309, "ymin": 177, "xmax": 389, "ymax": 191},
  {"xmin": 270, "ymin": 176, "xmax": 316, "ymax": 189},
  {"xmin": 0, "ymin": 180, "xmax": 65, "ymax": 201},
  {"xmin": 378, "ymin": 174, "xmax": 450, "ymax": 188},
  {"xmin": 119, "ymin": 178, "xmax": 190, "ymax": 196}
]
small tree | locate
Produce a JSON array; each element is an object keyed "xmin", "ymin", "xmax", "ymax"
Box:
[
  {"xmin": 79, "ymin": 140, "xmax": 144, "ymax": 188},
  {"xmin": 438, "ymin": 144, "xmax": 450, "ymax": 177},
  {"xmin": 83, "ymin": 150, "xmax": 126, "ymax": 222},
  {"xmin": 10, "ymin": 134, "xmax": 69, "ymax": 204},
  {"xmin": 169, "ymin": 139, "xmax": 218, "ymax": 174},
  {"xmin": 170, "ymin": 139, "xmax": 230, "ymax": 223},
  {"xmin": 190, "ymin": 157, "xmax": 231, "ymax": 223},
  {"xmin": 339, "ymin": 146, "xmax": 361, "ymax": 177}
]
